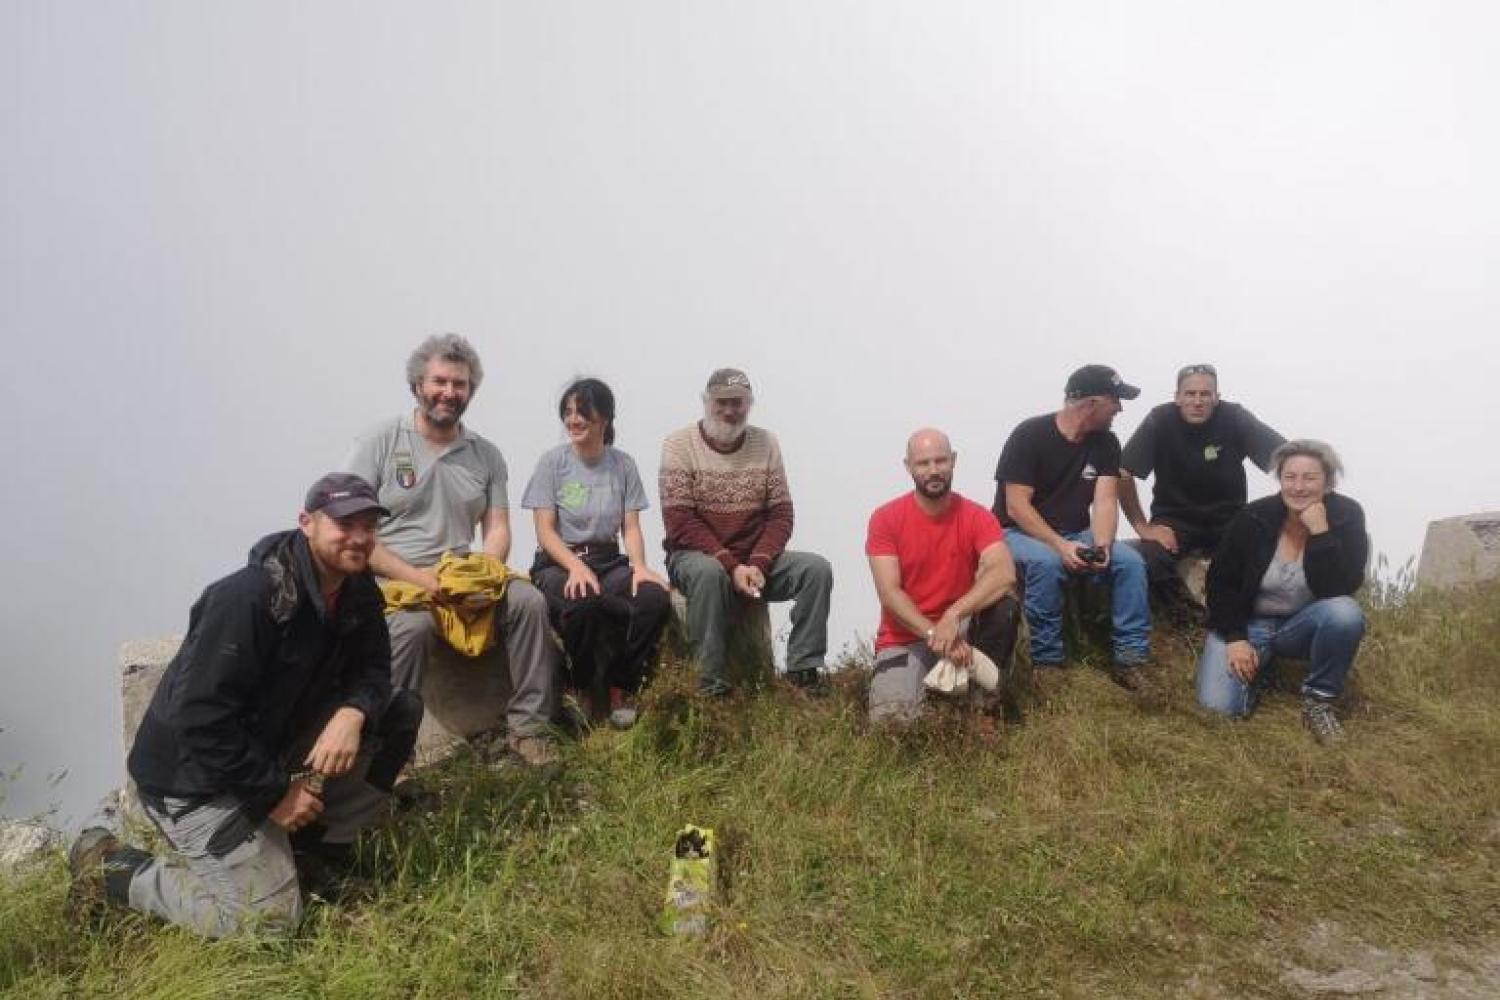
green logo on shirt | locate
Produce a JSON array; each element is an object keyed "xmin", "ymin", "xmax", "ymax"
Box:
[
  {"xmin": 559, "ymin": 481, "xmax": 591, "ymax": 510},
  {"xmin": 1203, "ymin": 445, "xmax": 1220, "ymax": 462}
]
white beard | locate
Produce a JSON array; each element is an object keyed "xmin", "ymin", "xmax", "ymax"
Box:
[{"xmin": 701, "ymin": 416, "xmax": 746, "ymax": 447}]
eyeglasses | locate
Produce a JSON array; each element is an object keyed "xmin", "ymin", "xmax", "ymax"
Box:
[{"xmin": 1176, "ymin": 363, "xmax": 1217, "ymax": 384}]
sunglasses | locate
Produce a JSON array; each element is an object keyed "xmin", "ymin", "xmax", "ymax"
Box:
[{"xmin": 1176, "ymin": 363, "xmax": 1218, "ymax": 384}]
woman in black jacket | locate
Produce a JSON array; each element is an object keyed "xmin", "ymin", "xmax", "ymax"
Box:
[{"xmin": 1196, "ymin": 439, "xmax": 1367, "ymax": 743}]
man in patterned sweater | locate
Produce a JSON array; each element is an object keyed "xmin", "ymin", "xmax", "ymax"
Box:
[{"xmin": 659, "ymin": 368, "xmax": 834, "ymax": 695}]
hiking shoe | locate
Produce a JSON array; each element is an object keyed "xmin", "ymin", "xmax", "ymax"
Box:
[
  {"xmin": 1109, "ymin": 664, "xmax": 1145, "ymax": 692},
  {"xmin": 506, "ymin": 733, "xmax": 561, "ymax": 768},
  {"xmin": 783, "ymin": 667, "xmax": 826, "ymax": 694},
  {"xmin": 1303, "ymin": 698, "xmax": 1345, "ymax": 745},
  {"xmin": 66, "ymin": 827, "xmax": 120, "ymax": 921},
  {"xmin": 392, "ymin": 775, "xmax": 442, "ymax": 813},
  {"xmin": 698, "ymin": 676, "xmax": 733, "ymax": 698},
  {"xmin": 607, "ymin": 688, "xmax": 639, "ymax": 730}
]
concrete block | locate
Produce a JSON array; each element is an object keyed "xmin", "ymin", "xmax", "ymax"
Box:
[
  {"xmin": 668, "ymin": 591, "xmax": 775, "ymax": 687},
  {"xmin": 1416, "ymin": 511, "xmax": 1500, "ymax": 590},
  {"xmin": 1177, "ymin": 554, "xmax": 1210, "ymax": 604}
]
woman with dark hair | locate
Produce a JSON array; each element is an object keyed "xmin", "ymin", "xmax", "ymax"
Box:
[
  {"xmin": 521, "ymin": 378, "xmax": 672, "ymax": 727},
  {"xmin": 1196, "ymin": 439, "xmax": 1368, "ymax": 743}
]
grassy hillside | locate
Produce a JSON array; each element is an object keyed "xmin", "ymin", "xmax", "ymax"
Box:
[{"xmin": 4, "ymin": 582, "xmax": 1499, "ymax": 998}]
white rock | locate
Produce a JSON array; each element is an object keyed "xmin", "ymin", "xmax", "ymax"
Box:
[{"xmin": 0, "ymin": 819, "xmax": 60, "ymax": 876}]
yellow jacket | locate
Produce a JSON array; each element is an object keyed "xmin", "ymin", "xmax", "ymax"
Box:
[{"xmin": 380, "ymin": 552, "xmax": 526, "ymax": 658}]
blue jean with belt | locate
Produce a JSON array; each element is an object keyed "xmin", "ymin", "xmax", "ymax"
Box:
[
  {"xmin": 1003, "ymin": 527, "xmax": 1150, "ymax": 667},
  {"xmin": 1196, "ymin": 595, "xmax": 1366, "ymax": 717}
]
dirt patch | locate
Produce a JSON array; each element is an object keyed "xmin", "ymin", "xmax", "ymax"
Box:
[{"xmin": 1173, "ymin": 922, "xmax": 1500, "ymax": 999}]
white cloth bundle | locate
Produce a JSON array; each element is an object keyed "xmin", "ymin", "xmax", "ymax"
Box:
[{"xmin": 922, "ymin": 649, "xmax": 1000, "ymax": 696}]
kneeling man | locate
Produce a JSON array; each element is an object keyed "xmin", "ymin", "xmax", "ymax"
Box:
[
  {"xmin": 69, "ymin": 474, "xmax": 423, "ymax": 938},
  {"xmin": 867, "ymin": 429, "xmax": 1021, "ymax": 723}
]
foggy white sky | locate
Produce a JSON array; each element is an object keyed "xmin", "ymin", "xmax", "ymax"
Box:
[{"xmin": 3, "ymin": 2, "xmax": 1496, "ymax": 823}]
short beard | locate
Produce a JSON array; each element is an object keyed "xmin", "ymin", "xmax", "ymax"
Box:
[
  {"xmin": 418, "ymin": 392, "xmax": 468, "ymax": 428},
  {"xmin": 701, "ymin": 416, "xmax": 746, "ymax": 447},
  {"xmin": 918, "ymin": 477, "xmax": 952, "ymax": 500}
]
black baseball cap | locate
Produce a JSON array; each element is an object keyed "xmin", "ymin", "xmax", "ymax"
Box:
[
  {"xmin": 1064, "ymin": 364, "xmax": 1140, "ymax": 400},
  {"xmin": 304, "ymin": 473, "xmax": 389, "ymax": 518}
]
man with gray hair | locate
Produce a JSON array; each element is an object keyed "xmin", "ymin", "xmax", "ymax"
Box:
[
  {"xmin": 345, "ymin": 333, "xmax": 562, "ymax": 766},
  {"xmin": 659, "ymin": 368, "xmax": 833, "ymax": 695}
]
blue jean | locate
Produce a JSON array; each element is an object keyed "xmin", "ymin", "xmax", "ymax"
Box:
[
  {"xmin": 1196, "ymin": 595, "xmax": 1366, "ymax": 717},
  {"xmin": 1004, "ymin": 528, "xmax": 1150, "ymax": 666}
]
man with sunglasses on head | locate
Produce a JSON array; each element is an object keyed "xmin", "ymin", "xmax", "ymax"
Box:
[{"xmin": 1119, "ymin": 363, "xmax": 1285, "ymax": 618}]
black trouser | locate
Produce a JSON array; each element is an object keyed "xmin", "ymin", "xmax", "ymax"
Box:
[
  {"xmin": 532, "ymin": 556, "xmax": 673, "ymax": 694},
  {"xmin": 1130, "ymin": 520, "xmax": 1223, "ymax": 601},
  {"xmin": 284, "ymin": 688, "xmax": 424, "ymax": 795}
]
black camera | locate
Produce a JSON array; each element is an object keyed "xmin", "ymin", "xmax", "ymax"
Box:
[{"xmin": 1077, "ymin": 545, "xmax": 1107, "ymax": 565}]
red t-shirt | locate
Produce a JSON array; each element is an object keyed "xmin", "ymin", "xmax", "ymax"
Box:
[{"xmin": 865, "ymin": 492, "xmax": 1005, "ymax": 651}]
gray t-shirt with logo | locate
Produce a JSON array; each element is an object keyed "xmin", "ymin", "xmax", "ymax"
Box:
[
  {"xmin": 521, "ymin": 444, "xmax": 649, "ymax": 545},
  {"xmin": 343, "ymin": 414, "xmax": 509, "ymax": 569}
]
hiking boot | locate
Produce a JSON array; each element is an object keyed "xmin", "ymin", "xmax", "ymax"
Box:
[
  {"xmin": 392, "ymin": 774, "xmax": 442, "ymax": 814},
  {"xmin": 783, "ymin": 667, "xmax": 826, "ymax": 694},
  {"xmin": 67, "ymin": 827, "xmax": 123, "ymax": 921},
  {"xmin": 66, "ymin": 827, "xmax": 119, "ymax": 919},
  {"xmin": 1302, "ymin": 698, "xmax": 1345, "ymax": 745},
  {"xmin": 1109, "ymin": 664, "xmax": 1145, "ymax": 692},
  {"xmin": 506, "ymin": 733, "xmax": 561, "ymax": 768},
  {"xmin": 698, "ymin": 676, "xmax": 733, "ymax": 698}
]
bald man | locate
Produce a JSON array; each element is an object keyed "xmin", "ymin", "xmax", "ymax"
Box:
[{"xmin": 865, "ymin": 429, "xmax": 1023, "ymax": 723}]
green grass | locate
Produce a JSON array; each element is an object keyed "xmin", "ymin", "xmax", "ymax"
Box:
[{"xmin": 4, "ymin": 582, "xmax": 1499, "ymax": 998}]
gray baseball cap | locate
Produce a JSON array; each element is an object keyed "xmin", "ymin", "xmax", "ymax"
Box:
[{"xmin": 705, "ymin": 368, "xmax": 753, "ymax": 399}]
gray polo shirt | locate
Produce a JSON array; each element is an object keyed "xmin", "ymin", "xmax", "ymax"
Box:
[
  {"xmin": 344, "ymin": 414, "xmax": 509, "ymax": 568},
  {"xmin": 520, "ymin": 444, "xmax": 649, "ymax": 545}
]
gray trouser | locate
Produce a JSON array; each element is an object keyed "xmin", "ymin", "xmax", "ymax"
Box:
[
  {"xmin": 868, "ymin": 595, "xmax": 1023, "ymax": 724},
  {"xmin": 129, "ymin": 762, "xmax": 386, "ymax": 938},
  {"xmin": 667, "ymin": 549, "xmax": 833, "ymax": 689},
  {"xmin": 387, "ymin": 579, "xmax": 559, "ymax": 736}
]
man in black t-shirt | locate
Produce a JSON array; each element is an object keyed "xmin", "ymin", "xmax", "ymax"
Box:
[
  {"xmin": 993, "ymin": 365, "xmax": 1152, "ymax": 688},
  {"xmin": 1119, "ymin": 364, "xmax": 1284, "ymax": 610}
]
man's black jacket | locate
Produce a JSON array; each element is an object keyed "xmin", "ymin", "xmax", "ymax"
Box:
[
  {"xmin": 1205, "ymin": 492, "xmax": 1367, "ymax": 643},
  {"xmin": 128, "ymin": 529, "xmax": 392, "ymax": 822}
]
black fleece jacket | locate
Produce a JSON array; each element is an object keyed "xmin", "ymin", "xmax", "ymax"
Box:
[
  {"xmin": 128, "ymin": 530, "xmax": 391, "ymax": 822},
  {"xmin": 1205, "ymin": 492, "xmax": 1367, "ymax": 643}
]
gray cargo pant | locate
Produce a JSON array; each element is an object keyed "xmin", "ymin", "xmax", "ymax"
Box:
[
  {"xmin": 387, "ymin": 579, "xmax": 559, "ymax": 736},
  {"xmin": 667, "ymin": 549, "xmax": 833, "ymax": 692},
  {"xmin": 868, "ymin": 595, "xmax": 1023, "ymax": 724},
  {"xmin": 129, "ymin": 764, "xmax": 385, "ymax": 938}
]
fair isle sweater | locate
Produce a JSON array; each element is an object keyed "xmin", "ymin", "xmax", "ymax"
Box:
[{"xmin": 659, "ymin": 423, "xmax": 795, "ymax": 573}]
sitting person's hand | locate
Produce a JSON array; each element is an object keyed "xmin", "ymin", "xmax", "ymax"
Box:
[
  {"xmin": 1226, "ymin": 640, "xmax": 1259, "ymax": 683},
  {"xmin": 1139, "ymin": 523, "xmax": 1179, "ymax": 553},
  {"xmin": 631, "ymin": 564, "xmax": 668, "ymax": 596},
  {"xmin": 564, "ymin": 563, "xmax": 602, "ymax": 599}
]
